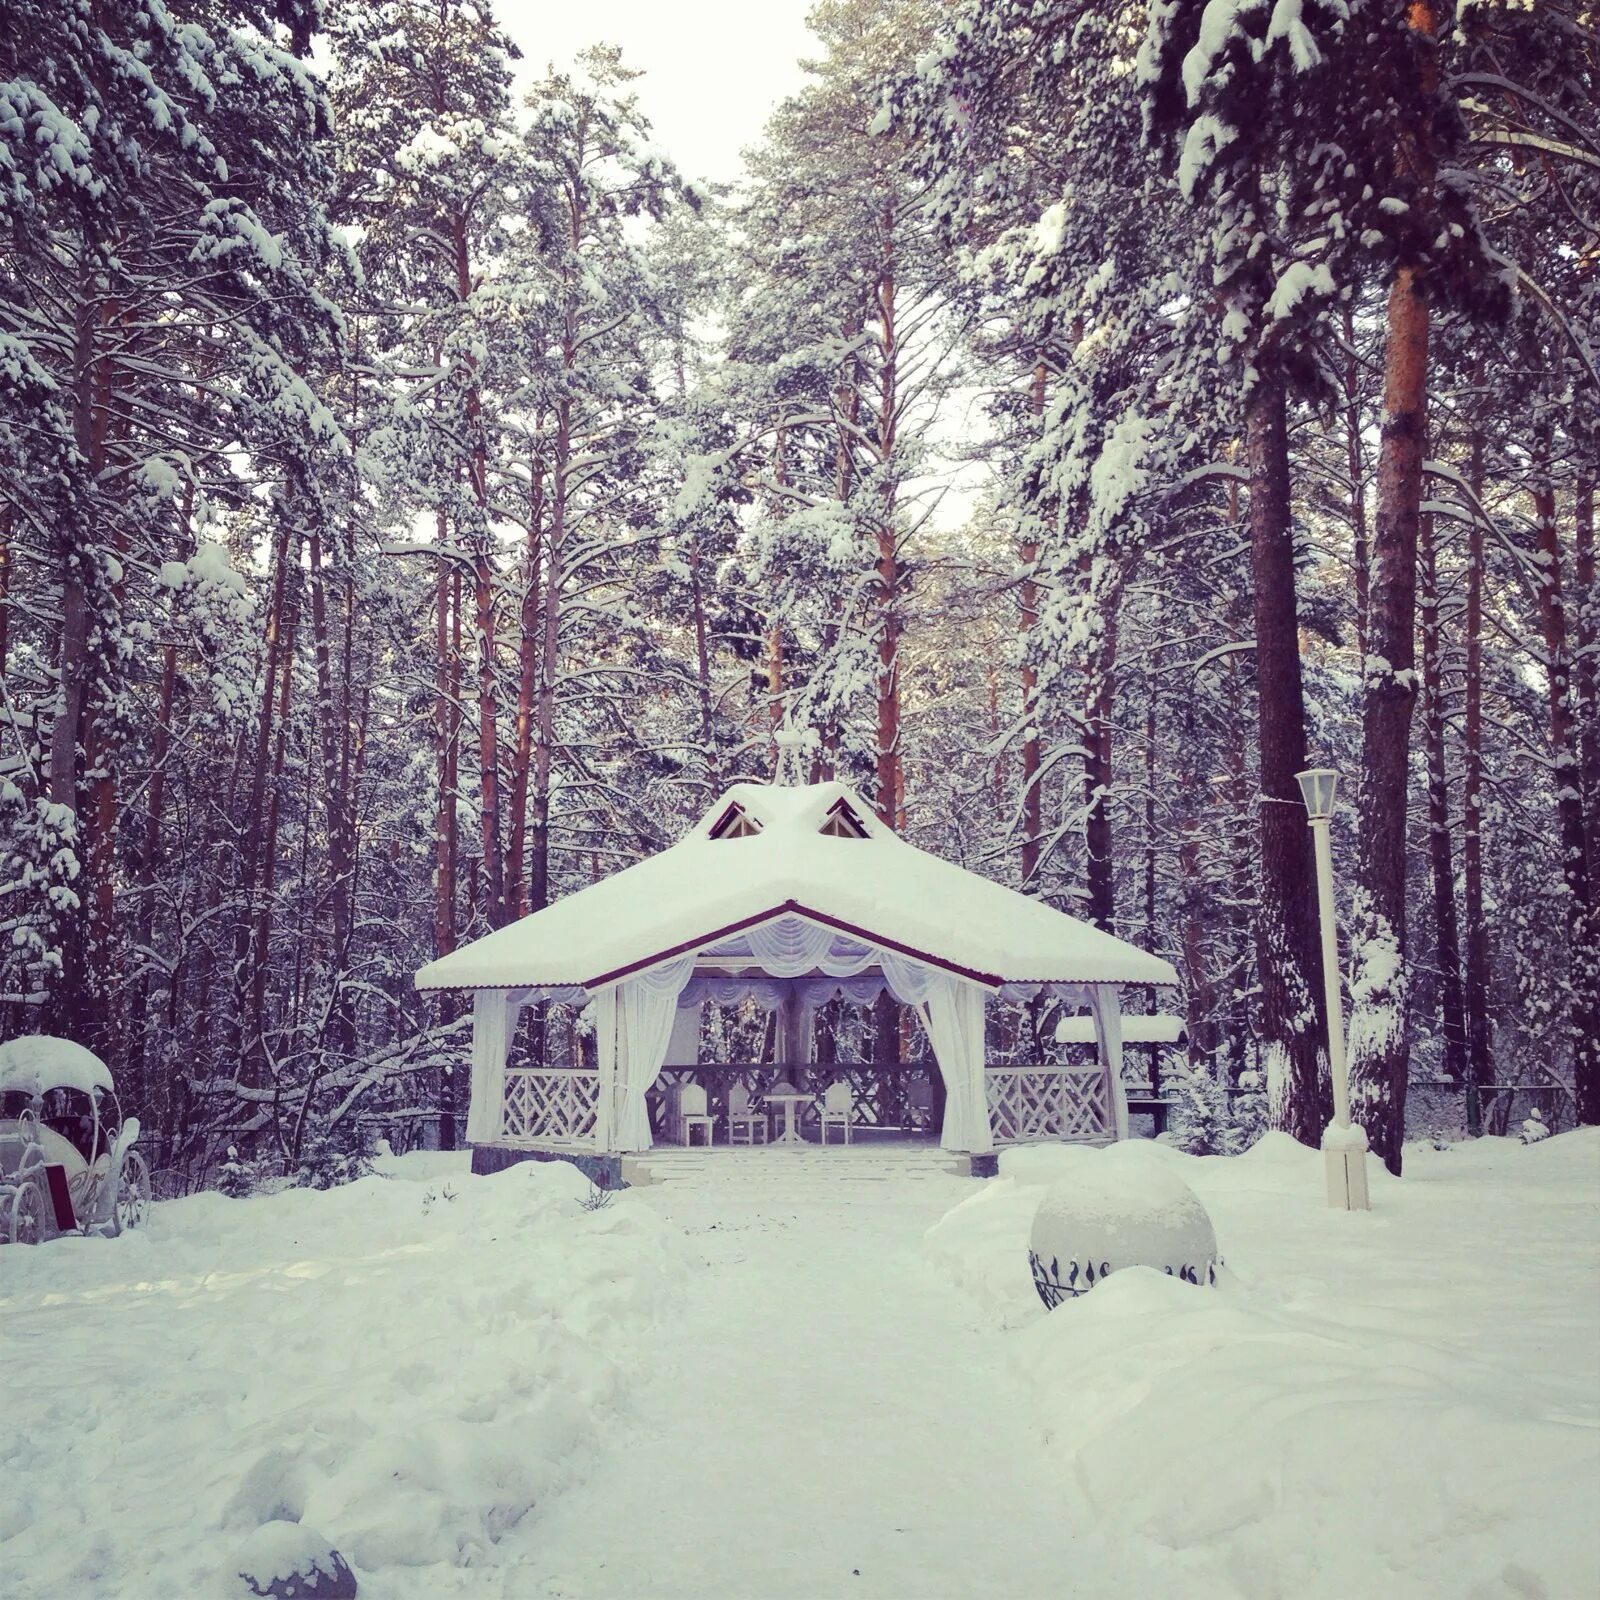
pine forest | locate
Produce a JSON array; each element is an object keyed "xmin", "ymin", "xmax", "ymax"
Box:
[{"xmin": 3, "ymin": 0, "xmax": 1597, "ymax": 1190}]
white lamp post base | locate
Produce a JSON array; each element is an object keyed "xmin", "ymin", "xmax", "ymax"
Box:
[{"xmin": 1322, "ymin": 1122, "xmax": 1371, "ymax": 1211}]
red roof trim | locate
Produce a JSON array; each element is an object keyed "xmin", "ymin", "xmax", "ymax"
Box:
[
  {"xmin": 578, "ymin": 899, "xmax": 1005, "ymax": 991},
  {"xmin": 417, "ymin": 974, "xmax": 1173, "ymax": 992}
]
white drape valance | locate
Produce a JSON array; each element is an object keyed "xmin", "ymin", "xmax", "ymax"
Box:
[{"xmin": 676, "ymin": 969, "xmax": 909, "ymax": 1018}]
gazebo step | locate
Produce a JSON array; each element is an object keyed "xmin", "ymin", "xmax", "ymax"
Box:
[{"xmin": 623, "ymin": 1145, "xmax": 976, "ymax": 1188}]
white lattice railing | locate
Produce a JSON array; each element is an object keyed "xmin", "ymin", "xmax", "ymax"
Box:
[
  {"xmin": 502, "ymin": 1067, "xmax": 599, "ymax": 1144},
  {"xmin": 986, "ymin": 1066, "xmax": 1114, "ymax": 1144}
]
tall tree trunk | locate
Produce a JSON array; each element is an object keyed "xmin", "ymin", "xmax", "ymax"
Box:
[
  {"xmin": 433, "ymin": 533, "xmax": 458, "ymax": 962},
  {"xmin": 231, "ymin": 518, "xmax": 293, "ymax": 1090},
  {"xmin": 872, "ymin": 235, "xmax": 903, "ymax": 1071},
  {"xmin": 1348, "ymin": 257, "xmax": 1429, "ymax": 1174},
  {"xmin": 434, "ymin": 535, "xmax": 459, "ymax": 1148},
  {"xmin": 529, "ymin": 402, "xmax": 566, "ymax": 915},
  {"xmin": 236, "ymin": 528, "xmax": 300, "ymax": 1113},
  {"xmin": 1245, "ymin": 375, "xmax": 1329, "ymax": 1141},
  {"xmin": 1222, "ymin": 478, "xmax": 1255, "ymax": 1084},
  {"xmin": 1419, "ymin": 509, "xmax": 1467, "ymax": 1083},
  {"xmin": 767, "ymin": 621, "xmax": 784, "ymax": 744},
  {"xmin": 1082, "ymin": 600, "xmax": 1118, "ymax": 933},
  {"xmin": 309, "ymin": 531, "xmax": 357, "ymax": 1062},
  {"xmin": 1348, "ymin": 0, "xmax": 1441, "ymax": 1173},
  {"xmin": 1531, "ymin": 474, "xmax": 1600, "ymax": 1124},
  {"xmin": 453, "ymin": 216, "xmax": 504, "ymax": 929},
  {"xmin": 1573, "ymin": 478, "xmax": 1600, "ymax": 1122},
  {"xmin": 1574, "ymin": 478, "xmax": 1598, "ymax": 907},
  {"xmin": 50, "ymin": 283, "xmax": 112, "ymax": 1047},
  {"xmin": 126, "ymin": 484, "xmax": 193, "ymax": 1087},
  {"xmin": 1143, "ymin": 681, "xmax": 1158, "ymax": 949},
  {"xmin": 507, "ymin": 456, "xmax": 545, "ymax": 919},
  {"xmin": 1461, "ymin": 427, "xmax": 1492, "ymax": 1131},
  {"xmin": 529, "ymin": 177, "xmax": 587, "ymax": 917},
  {"xmin": 80, "ymin": 300, "xmax": 123, "ymax": 1067},
  {"xmin": 1343, "ymin": 308, "xmax": 1371, "ymax": 661},
  {"xmin": 472, "ymin": 552, "xmax": 505, "ymax": 927},
  {"xmin": 244, "ymin": 541, "xmax": 298, "ymax": 1100},
  {"xmin": 0, "ymin": 506, "xmax": 10, "ymax": 681},
  {"xmin": 819, "ymin": 317, "xmax": 862, "ymax": 786},
  {"xmin": 1020, "ymin": 363, "xmax": 1045, "ymax": 885},
  {"xmin": 688, "ymin": 531, "xmax": 719, "ymax": 789},
  {"xmin": 873, "ymin": 245, "xmax": 901, "ymax": 829}
]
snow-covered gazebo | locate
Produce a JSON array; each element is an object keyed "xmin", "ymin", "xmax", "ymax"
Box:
[{"xmin": 415, "ymin": 781, "xmax": 1177, "ymax": 1180}]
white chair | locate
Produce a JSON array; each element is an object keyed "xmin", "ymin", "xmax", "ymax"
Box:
[
  {"xmin": 678, "ymin": 1082, "xmax": 714, "ymax": 1147},
  {"xmin": 819, "ymin": 1079, "xmax": 854, "ymax": 1145},
  {"xmin": 727, "ymin": 1082, "xmax": 769, "ymax": 1145},
  {"xmin": 906, "ymin": 1074, "xmax": 934, "ymax": 1132}
]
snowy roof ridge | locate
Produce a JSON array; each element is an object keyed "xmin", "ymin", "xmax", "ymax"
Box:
[{"xmin": 415, "ymin": 780, "xmax": 1178, "ymax": 993}]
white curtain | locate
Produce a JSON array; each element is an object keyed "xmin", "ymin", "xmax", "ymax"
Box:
[
  {"xmin": 915, "ymin": 976, "xmax": 993, "ymax": 1154},
  {"xmin": 594, "ymin": 952, "xmax": 698, "ymax": 1151},
  {"xmin": 465, "ymin": 991, "xmax": 519, "ymax": 1143},
  {"xmin": 1090, "ymin": 984, "xmax": 1130, "ymax": 1140},
  {"xmin": 593, "ymin": 988, "xmax": 617, "ymax": 1151}
]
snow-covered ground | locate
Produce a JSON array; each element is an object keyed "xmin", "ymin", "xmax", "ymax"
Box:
[
  {"xmin": 2, "ymin": 1154, "xmax": 690, "ymax": 1598},
  {"xmin": 928, "ymin": 1131, "xmax": 1600, "ymax": 1600},
  {"xmin": 3, "ymin": 1134, "xmax": 1596, "ymax": 1599}
]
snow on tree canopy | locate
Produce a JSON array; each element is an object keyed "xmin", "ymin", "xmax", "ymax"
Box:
[
  {"xmin": 0, "ymin": 1034, "xmax": 115, "ymax": 1098},
  {"xmin": 415, "ymin": 781, "xmax": 1178, "ymax": 993}
]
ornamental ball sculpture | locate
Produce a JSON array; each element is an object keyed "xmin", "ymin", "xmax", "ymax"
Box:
[{"xmin": 1029, "ymin": 1159, "xmax": 1220, "ymax": 1308}]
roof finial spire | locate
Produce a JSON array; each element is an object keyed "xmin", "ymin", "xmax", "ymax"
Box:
[{"xmin": 772, "ymin": 718, "xmax": 807, "ymax": 786}]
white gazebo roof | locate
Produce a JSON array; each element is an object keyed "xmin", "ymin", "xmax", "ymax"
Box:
[{"xmin": 415, "ymin": 781, "xmax": 1178, "ymax": 994}]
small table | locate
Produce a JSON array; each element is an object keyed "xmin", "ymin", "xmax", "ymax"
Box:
[
  {"xmin": 1126, "ymin": 1096, "xmax": 1175, "ymax": 1135},
  {"xmin": 763, "ymin": 1090, "xmax": 815, "ymax": 1146}
]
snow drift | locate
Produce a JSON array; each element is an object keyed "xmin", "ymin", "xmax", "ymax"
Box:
[
  {"xmin": 926, "ymin": 1131, "xmax": 1600, "ymax": 1600},
  {"xmin": 2, "ymin": 1153, "xmax": 690, "ymax": 1599}
]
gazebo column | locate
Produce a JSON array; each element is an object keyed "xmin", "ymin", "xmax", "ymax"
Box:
[
  {"xmin": 1089, "ymin": 985, "xmax": 1131, "ymax": 1141},
  {"xmin": 777, "ymin": 984, "xmax": 808, "ymax": 1084}
]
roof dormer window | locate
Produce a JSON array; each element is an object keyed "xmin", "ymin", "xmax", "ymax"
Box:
[
  {"xmin": 709, "ymin": 802, "xmax": 762, "ymax": 839},
  {"xmin": 819, "ymin": 799, "xmax": 868, "ymax": 838}
]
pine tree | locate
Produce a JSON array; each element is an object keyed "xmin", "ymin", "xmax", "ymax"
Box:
[{"xmin": 0, "ymin": 0, "xmax": 343, "ymax": 1056}]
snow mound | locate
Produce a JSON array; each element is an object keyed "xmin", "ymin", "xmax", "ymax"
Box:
[
  {"xmin": 929, "ymin": 1132, "xmax": 1600, "ymax": 1598},
  {"xmin": 3, "ymin": 1153, "xmax": 691, "ymax": 1600},
  {"xmin": 1028, "ymin": 1161, "xmax": 1218, "ymax": 1303}
]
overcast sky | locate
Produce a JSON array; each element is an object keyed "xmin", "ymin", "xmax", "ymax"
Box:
[{"xmin": 496, "ymin": 1, "xmax": 820, "ymax": 187}]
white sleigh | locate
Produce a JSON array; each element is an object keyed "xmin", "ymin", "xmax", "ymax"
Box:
[{"xmin": 0, "ymin": 1037, "xmax": 150, "ymax": 1244}]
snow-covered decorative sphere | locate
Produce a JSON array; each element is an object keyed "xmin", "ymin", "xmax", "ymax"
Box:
[
  {"xmin": 1028, "ymin": 1162, "xmax": 1220, "ymax": 1308},
  {"xmin": 230, "ymin": 1522, "xmax": 357, "ymax": 1599}
]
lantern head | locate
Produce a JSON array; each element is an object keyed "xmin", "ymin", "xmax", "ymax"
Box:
[{"xmin": 1296, "ymin": 767, "xmax": 1339, "ymax": 821}]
